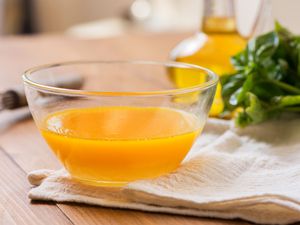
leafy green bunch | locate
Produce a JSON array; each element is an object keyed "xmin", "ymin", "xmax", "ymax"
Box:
[{"xmin": 221, "ymin": 22, "xmax": 300, "ymax": 127}]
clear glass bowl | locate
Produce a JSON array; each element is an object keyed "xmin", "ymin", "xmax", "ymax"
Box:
[{"xmin": 23, "ymin": 61, "xmax": 218, "ymax": 186}]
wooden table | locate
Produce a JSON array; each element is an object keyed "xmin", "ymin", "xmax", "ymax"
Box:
[{"xmin": 0, "ymin": 34, "xmax": 251, "ymax": 225}]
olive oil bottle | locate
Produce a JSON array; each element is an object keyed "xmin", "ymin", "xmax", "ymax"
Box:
[{"xmin": 170, "ymin": 0, "xmax": 246, "ymax": 116}]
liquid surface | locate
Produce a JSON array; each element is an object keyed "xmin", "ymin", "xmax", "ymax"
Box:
[{"xmin": 41, "ymin": 107, "xmax": 202, "ymax": 186}]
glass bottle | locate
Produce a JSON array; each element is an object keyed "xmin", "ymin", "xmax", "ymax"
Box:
[{"xmin": 170, "ymin": 0, "xmax": 246, "ymax": 116}]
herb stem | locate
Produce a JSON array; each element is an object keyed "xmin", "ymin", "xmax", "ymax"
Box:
[
  {"xmin": 277, "ymin": 95, "xmax": 300, "ymax": 107},
  {"xmin": 269, "ymin": 80, "xmax": 300, "ymax": 94},
  {"xmin": 284, "ymin": 107, "xmax": 300, "ymax": 112}
]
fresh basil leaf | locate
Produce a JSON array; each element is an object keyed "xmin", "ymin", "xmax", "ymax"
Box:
[{"xmin": 221, "ymin": 22, "xmax": 300, "ymax": 127}]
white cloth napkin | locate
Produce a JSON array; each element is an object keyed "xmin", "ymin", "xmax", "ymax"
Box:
[{"xmin": 28, "ymin": 118, "xmax": 300, "ymax": 225}]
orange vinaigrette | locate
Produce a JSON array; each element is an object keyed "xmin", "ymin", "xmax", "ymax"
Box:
[{"xmin": 41, "ymin": 106, "xmax": 203, "ymax": 186}]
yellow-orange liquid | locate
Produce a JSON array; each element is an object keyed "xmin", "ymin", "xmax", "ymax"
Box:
[
  {"xmin": 170, "ymin": 18, "xmax": 246, "ymax": 116},
  {"xmin": 174, "ymin": 34, "xmax": 245, "ymax": 75},
  {"xmin": 41, "ymin": 106, "xmax": 202, "ymax": 186}
]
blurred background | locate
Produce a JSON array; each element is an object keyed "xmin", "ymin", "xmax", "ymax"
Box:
[{"xmin": 0, "ymin": 0, "xmax": 299, "ymax": 37}]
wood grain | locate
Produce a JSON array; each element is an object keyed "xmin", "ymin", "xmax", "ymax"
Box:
[
  {"xmin": 0, "ymin": 33, "xmax": 251, "ymax": 224},
  {"xmin": 0, "ymin": 148, "xmax": 71, "ymax": 224},
  {"xmin": 57, "ymin": 204, "xmax": 251, "ymax": 225}
]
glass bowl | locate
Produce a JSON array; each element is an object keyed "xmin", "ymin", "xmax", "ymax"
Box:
[{"xmin": 23, "ymin": 60, "xmax": 218, "ymax": 186}]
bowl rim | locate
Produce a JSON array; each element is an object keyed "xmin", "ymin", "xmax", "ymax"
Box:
[{"xmin": 22, "ymin": 60, "xmax": 218, "ymax": 97}]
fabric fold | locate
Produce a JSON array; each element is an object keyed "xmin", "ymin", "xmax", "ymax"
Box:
[{"xmin": 28, "ymin": 118, "xmax": 300, "ymax": 224}]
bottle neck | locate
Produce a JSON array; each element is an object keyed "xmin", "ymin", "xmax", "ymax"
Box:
[{"xmin": 202, "ymin": 0, "xmax": 237, "ymax": 34}]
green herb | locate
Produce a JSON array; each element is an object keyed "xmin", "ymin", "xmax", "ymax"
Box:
[{"xmin": 221, "ymin": 22, "xmax": 300, "ymax": 127}]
